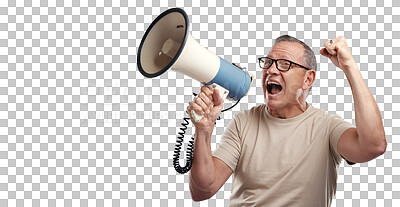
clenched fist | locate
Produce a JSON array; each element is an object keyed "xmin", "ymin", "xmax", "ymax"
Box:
[
  {"xmin": 187, "ymin": 85, "xmax": 224, "ymax": 135},
  {"xmin": 320, "ymin": 36, "xmax": 357, "ymax": 71}
]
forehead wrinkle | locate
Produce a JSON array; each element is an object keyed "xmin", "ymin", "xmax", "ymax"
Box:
[
  {"xmin": 268, "ymin": 42, "xmax": 304, "ymax": 63},
  {"xmin": 268, "ymin": 50, "xmax": 299, "ymax": 62}
]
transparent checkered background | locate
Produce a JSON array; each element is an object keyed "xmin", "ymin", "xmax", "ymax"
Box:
[{"xmin": 0, "ymin": 0, "xmax": 399, "ymax": 206}]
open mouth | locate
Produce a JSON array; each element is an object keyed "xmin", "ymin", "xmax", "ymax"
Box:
[{"xmin": 267, "ymin": 81, "xmax": 282, "ymax": 95}]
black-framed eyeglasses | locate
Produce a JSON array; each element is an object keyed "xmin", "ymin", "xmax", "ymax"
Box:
[{"xmin": 258, "ymin": 57, "xmax": 311, "ymax": 71}]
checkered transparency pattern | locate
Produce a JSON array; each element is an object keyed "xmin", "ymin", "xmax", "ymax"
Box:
[{"xmin": 0, "ymin": 0, "xmax": 399, "ymax": 206}]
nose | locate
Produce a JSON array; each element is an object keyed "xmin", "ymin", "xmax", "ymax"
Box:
[{"xmin": 266, "ymin": 61, "xmax": 280, "ymax": 76}]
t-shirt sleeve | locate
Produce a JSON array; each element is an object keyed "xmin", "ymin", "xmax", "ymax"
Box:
[
  {"xmin": 213, "ymin": 114, "xmax": 242, "ymax": 172},
  {"xmin": 329, "ymin": 114, "xmax": 355, "ymax": 165}
]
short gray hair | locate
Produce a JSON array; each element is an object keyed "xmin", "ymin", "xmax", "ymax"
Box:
[{"xmin": 274, "ymin": 35, "xmax": 317, "ymax": 71}]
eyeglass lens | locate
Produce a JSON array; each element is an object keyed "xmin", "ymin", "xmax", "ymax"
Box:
[{"xmin": 260, "ymin": 58, "xmax": 291, "ymax": 71}]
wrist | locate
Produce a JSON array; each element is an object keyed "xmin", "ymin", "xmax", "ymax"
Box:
[
  {"xmin": 342, "ymin": 62, "xmax": 359, "ymax": 75},
  {"xmin": 195, "ymin": 127, "xmax": 213, "ymax": 140},
  {"xmin": 341, "ymin": 60, "xmax": 358, "ymax": 72}
]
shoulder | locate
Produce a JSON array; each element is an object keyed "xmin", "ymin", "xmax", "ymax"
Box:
[
  {"xmin": 234, "ymin": 104, "xmax": 266, "ymax": 120},
  {"xmin": 229, "ymin": 104, "xmax": 266, "ymax": 128},
  {"xmin": 308, "ymin": 106, "xmax": 353, "ymax": 129},
  {"xmin": 308, "ymin": 106, "xmax": 340, "ymax": 120}
]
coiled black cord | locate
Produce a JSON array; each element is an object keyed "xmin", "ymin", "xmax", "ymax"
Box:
[
  {"xmin": 172, "ymin": 92, "xmax": 241, "ymax": 174},
  {"xmin": 173, "ymin": 117, "xmax": 195, "ymax": 174},
  {"xmin": 173, "ymin": 64, "xmax": 248, "ymax": 174}
]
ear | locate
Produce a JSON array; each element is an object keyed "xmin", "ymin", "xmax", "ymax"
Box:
[{"xmin": 302, "ymin": 70, "xmax": 316, "ymax": 90}]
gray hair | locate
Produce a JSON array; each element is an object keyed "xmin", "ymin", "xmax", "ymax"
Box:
[{"xmin": 274, "ymin": 35, "xmax": 317, "ymax": 71}]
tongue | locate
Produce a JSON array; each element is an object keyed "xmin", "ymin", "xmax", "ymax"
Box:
[{"xmin": 271, "ymin": 85, "xmax": 282, "ymax": 94}]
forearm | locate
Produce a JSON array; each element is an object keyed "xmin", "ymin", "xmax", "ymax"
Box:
[
  {"xmin": 344, "ymin": 63, "xmax": 386, "ymax": 150},
  {"xmin": 189, "ymin": 130, "xmax": 216, "ymax": 199}
]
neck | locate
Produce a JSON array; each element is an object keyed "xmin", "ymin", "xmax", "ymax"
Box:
[{"xmin": 267, "ymin": 101, "xmax": 308, "ymax": 119}]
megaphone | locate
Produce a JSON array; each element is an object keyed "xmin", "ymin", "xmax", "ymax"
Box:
[
  {"xmin": 137, "ymin": 8, "xmax": 254, "ymax": 174},
  {"xmin": 137, "ymin": 8, "xmax": 254, "ymax": 104}
]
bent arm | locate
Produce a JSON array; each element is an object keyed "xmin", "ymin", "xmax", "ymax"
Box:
[
  {"xmin": 321, "ymin": 37, "xmax": 387, "ymax": 163},
  {"xmin": 187, "ymin": 86, "xmax": 233, "ymax": 201},
  {"xmin": 338, "ymin": 64, "xmax": 386, "ymax": 163}
]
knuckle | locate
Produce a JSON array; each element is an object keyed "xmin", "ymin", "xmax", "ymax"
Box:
[
  {"xmin": 195, "ymin": 98, "xmax": 207, "ymax": 108},
  {"xmin": 201, "ymin": 93, "xmax": 210, "ymax": 102},
  {"xmin": 192, "ymin": 104, "xmax": 201, "ymax": 111},
  {"xmin": 195, "ymin": 97, "xmax": 202, "ymax": 104},
  {"xmin": 195, "ymin": 107, "xmax": 204, "ymax": 114},
  {"xmin": 203, "ymin": 86, "xmax": 213, "ymax": 95}
]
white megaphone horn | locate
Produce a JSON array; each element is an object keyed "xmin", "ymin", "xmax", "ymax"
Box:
[{"xmin": 137, "ymin": 8, "xmax": 254, "ymax": 121}]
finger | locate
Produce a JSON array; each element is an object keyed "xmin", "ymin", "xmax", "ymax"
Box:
[
  {"xmin": 194, "ymin": 96, "xmax": 209, "ymax": 112},
  {"xmin": 328, "ymin": 37, "xmax": 352, "ymax": 57},
  {"xmin": 337, "ymin": 36, "xmax": 346, "ymax": 42},
  {"xmin": 189, "ymin": 102, "xmax": 205, "ymax": 115},
  {"xmin": 186, "ymin": 103, "xmax": 195, "ymax": 116},
  {"xmin": 199, "ymin": 92, "xmax": 212, "ymax": 106},
  {"xmin": 201, "ymin": 85, "xmax": 214, "ymax": 97},
  {"xmin": 335, "ymin": 37, "xmax": 350, "ymax": 52},
  {"xmin": 324, "ymin": 39, "xmax": 337, "ymax": 55},
  {"xmin": 186, "ymin": 104, "xmax": 191, "ymax": 114},
  {"xmin": 209, "ymin": 90, "xmax": 224, "ymax": 119},
  {"xmin": 319, "ymin": 48, "xmax": 331, "ymax": 58},
  {"xmin": 323, "ymin": 39, "xmax": 330, "ymax": 48},
  {"xmin": 212, "ymin": 89, "xmax": 223, "ymax": 106}
]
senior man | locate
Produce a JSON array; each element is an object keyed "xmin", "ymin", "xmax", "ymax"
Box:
[{"xmin": 187, "ymin": 35, "xmax": 386, "ymax": 206}]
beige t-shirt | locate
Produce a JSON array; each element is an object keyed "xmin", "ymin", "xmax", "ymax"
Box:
[{"xmin": 213, "ymin": 104, "xmax": 354, "ymax": 207}]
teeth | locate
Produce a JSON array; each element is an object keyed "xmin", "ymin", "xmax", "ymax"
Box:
[{"xmin": 267, "ymin": 80, "xmax": 280, "ymax": 85}]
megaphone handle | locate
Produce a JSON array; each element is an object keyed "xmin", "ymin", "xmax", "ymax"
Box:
[{"xmin": 191, "ymin": 84, "xmax": 229, "ymax": 123}]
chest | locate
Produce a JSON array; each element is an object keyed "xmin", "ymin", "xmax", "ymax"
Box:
[{"xmin": 237, "ymin": 119, "xmax": 330, "ymax": 177}]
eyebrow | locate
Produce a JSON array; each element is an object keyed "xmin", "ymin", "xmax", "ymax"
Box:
[{"xmin": 267, "ymin": 56, "xmax": 295, "ymax": 61}]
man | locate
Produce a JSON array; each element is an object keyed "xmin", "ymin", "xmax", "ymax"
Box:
[{"xmin": 187, "ymin": 35, "xmax": 387, "ymax": 206}]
